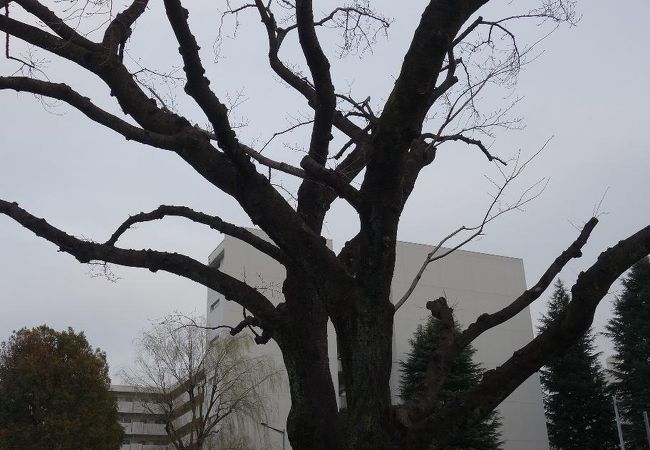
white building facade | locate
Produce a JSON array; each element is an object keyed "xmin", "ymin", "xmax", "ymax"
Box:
[
  {"xmin": 111, "ymin": 385, "xmax": 169, "ymax": 450},
  {"xmin": 206, "ymin": 232, "xmax": 550, "ymax": 450}
]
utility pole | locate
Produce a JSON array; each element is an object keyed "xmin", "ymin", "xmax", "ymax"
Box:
[{"xmin": 614, "ymin": 396, "xmax": 626, "ymax": 450}]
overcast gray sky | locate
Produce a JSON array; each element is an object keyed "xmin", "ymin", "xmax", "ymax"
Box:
[{"xmin": 1, "ymin": 0, "xmax": 648, "ymax": 380}]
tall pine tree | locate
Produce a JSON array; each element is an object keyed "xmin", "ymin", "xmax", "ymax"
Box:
[
  {"xmin": 539, "ymin": 280, "xmax": 618, "ymax": 450},
  {"xmin": 400, "ymin": 316, "xmax": 502, "ymax": 450},
  {"xmin": 607, "ymin": 256, "xmax": 650, "ymax": 449}
]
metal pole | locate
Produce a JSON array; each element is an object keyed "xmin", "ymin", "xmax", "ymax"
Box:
[
  {"xmin": 643, "ymin": 411, "xmax": 650, "ymax": 448},
  {"xmin": 614, "ymin": 396, "xmax": 626, "ymax": 450}
]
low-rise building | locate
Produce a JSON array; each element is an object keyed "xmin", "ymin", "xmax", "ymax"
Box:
[{"xmin": 111, "ymin": 385, "xmax": 170, "ymax": 450}]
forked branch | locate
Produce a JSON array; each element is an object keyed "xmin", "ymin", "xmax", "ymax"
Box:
[
  {"xmin": 163, "ymin": 0, "xmax": 241, "ymax": 155},
  {"xmin": 395, "ymin": 149, "xmax": 546, "ymax": 311},
  {"xmin": 458, "ymin": 216, "xmax": 598, "ymax": 349},
  {"xmin": 0, "ymin": 76, "xmax": 180, "ymax": 150},
  {"xmin": 105, "ymin": 205, "xmax": 287, "ymax": 264},
  {"xmin": 0, "ymin": 199, "xmax": 279, "ymax": 323},
  {"xmin": 409, "ymin": 222, "xmax": 650, "ymax": 448},
  {"xmin": 103, "ymin": 0, "xmax": 149, "ymax": 58},
  {"xmin": 235, "ymin": 144, "xmax": 361, "ymax": 210},
  {"xmin": 250, "ymin": 0, "xmax": 366, "ymax": 142},
  {"xmin": 12, "ymin": 0, "xmax": 97, "ymax": 49}
]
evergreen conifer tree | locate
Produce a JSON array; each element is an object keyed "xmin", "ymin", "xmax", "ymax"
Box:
[
  {"xmin": 400, "ymin": 316, "xmax": 502, "ymax": 450},
  {"xmin": 539, "ymin": 279, "xmax": 618, "ymax": 449},
  {"xmin": 607, "ymin": 256, "xmax": 650, "ymax": 449}
]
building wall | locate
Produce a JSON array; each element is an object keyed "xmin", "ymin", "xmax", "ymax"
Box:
[
  {"xmin": 111, "ymin": 385, "xmax": 170, "ymax": 450},
  {"xmin": 391, "ymin": 241, "xmax": 549, "ymax": 450},
  {"xmin": 206, "ymin": 233, "xmax": 549, "ymax": 450},
  {"xmin": 206, "ymin": 234, "xmax": 338, "ymax": 450}
]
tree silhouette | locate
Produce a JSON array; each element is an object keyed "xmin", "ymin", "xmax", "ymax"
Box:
[
  {"xmin": 0, "ymin": 325, "xmax": 123, "ymax": 449},
  {"xmin": 607, "ymin": 257, "xmax": 650, "ymax": 449},
  {"xmin": 0, "ymin": 1, "xmax": 648, "ymax": 448},
  {"xmin": 540, "ymin": 280, "xmax": 618, "ymax": 450}
]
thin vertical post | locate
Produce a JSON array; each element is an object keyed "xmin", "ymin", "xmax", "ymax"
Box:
[
  {"xmin": 643, "ymin": 411, "xmax": 650, "ymax": 448},
  {"xmin": 614, "ymin": 396, "xmax": 626, "ymax": 450}
]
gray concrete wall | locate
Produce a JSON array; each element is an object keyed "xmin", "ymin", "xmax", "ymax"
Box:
[
  {"xmin": 206, "ymin": 234, "xmax": 549, "ymax": 450},
  {"xmin": 206, "ymin": 233, "xmax": 339, "ymax": 450},
  {"xmin": 391, "ymin": 242, "xmax": 549, "ymax": 450}
]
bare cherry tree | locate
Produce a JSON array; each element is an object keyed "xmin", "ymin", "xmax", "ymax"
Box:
[
  {"xmin": 0, "ymin": 1, "xmax": 648, "ymax": 449},
  {"xmin": 122, "ymin": 316, "xmax": 279, "ymax": 450}
]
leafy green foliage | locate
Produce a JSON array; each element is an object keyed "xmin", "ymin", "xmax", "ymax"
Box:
[
  {"xmin": 400, "ymin": 316, "xmax": 502, "ymax": 450},
  {"xmin": 539, "ymin": 280, "xmax": 618, "ymax": 449},
  {"xmin": 0, "ymin": 325, "xmax": 123, "ymax": 450},
  {"xmin": 607, "ymin": 257, "xmax": 650, "ymax": 449}
]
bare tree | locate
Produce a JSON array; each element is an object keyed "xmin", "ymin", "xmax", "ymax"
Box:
[
  {"xmin": 0, "ymin": 1, "xmax": 648, "ymax": 449},
  {"xmin": 122, "ymin": 316, "xmax": 280, "ymax": 450}
]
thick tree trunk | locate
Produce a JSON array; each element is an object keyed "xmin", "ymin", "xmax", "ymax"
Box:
[
  {"xmin": 337, "ymin": 300, "xmax": 395, "ymax": 450},
  {"xmin": 277, "ymin": 272, "xmax": 344, "ymax": 450}
]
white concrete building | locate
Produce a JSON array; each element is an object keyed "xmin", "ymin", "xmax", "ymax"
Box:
[
  {"xmin": 206, "ymin": 232, "xmax": 550, "ymax": 450},
  {"xmin": 111, "ymin": 385, "xmax": 170, "ymax": 450}
]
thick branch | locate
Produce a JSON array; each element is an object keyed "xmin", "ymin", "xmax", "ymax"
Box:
[
  {"xmin": 0, "ymin": 77, "xmax": 314, "ymax": 271},
  {"xmin": 13, "ymin": 0, "xmax": 98, "ymax": 49},
  {"xmin": 103, "ymin": 0, "xmax": 149, "ymax": 57},
  {"xmin": 407, "ymin": 222, "xmax": 650, "ymax": 448},
  {"xmin": 0, "ymin": 76, "xmax": 180, "ymax": 150},
  {"xmin": 236, "ymin": 144, "xmax": 361, "ymax": 210},
  {"xmin": 0, "ymin": 12, "xmax": 91, "ymax": 65},
  {"xmin": 252, "ymin": 0, "xmax": 365, "ymax": 142},
  {"xmin": 250, "ymin": 0, "xmax": 370, "ymax": 230},
  {"xmin": 402, "ymin": 297, "xmax": 457, "ymax": 424},
  {"xmin": 459, "ymin": 217, "xmax": 598, "ymax": 348},
  {"xmin": 354, "ymin": 0, "xmax": 487, "ymax": 294},
  {"xmin": 162, "ymin": 2, "xmax": 342, "ymax": 259},
  {"xmin": 105, "ymin": 205, "xmax": 287, "ymax": 264},
  {"xmin": 372, "ymin": 0, "xmax": 486, "ymax": 149},
  {"xmin": 163, "ymin": 0, "xmax": 240, "ymax": 155},
  {"xmin": 295, "ymin": 0, "xmax": 336, "ymax": 163},
  {"xmin": 301, "ymin": 156, "xmax": 361, "ymax": 209},
  {"xmin": 0, "ymin": 200, "xmax": 279, "ymax": 323},
  {"xmin": 428, "ymin": 48, "xmax": 459, "ymax": 106},
  {"xmin": 293, "ymin": 0, "xmax": 341, "ymax": 231},
  {"xmin": 0, "ymin": 8, "xmax": 191, "ymax": 136},
  {"xmin": 1, "ymin": 3, "xmax": 353, "ymax": 295}
]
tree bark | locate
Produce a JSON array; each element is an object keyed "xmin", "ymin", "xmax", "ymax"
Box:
[
  {"xmin": 276, "ymin": 271, "xmax": 344, "ymax": 450},
  {"xmin": 337, "ymin": 299, "xmax": 395, "ymax": 450}
]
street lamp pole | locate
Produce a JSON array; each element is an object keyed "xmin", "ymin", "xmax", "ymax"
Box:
[{"xmin": 260, "ymin": 422, "xmax": 286, "ymax": 450}]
